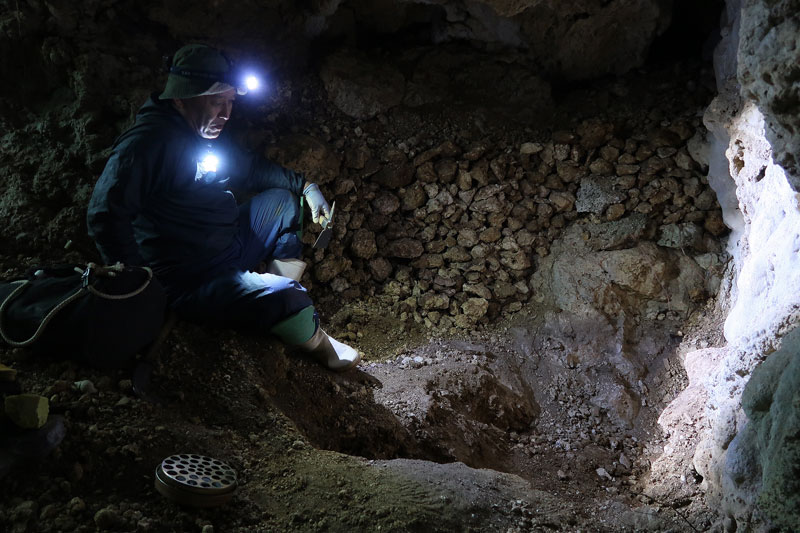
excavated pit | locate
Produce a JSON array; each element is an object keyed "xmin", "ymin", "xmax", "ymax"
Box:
[{"xmin": 268, "ymin": 305, "xmax": 699, "ymax": 496}]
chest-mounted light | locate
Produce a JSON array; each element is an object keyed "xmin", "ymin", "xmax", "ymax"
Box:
[
  {"xmin": 199, "ymin": 153, "xmax": 219, "ymax": 173},
  {"xmin": 195, "ymin": 149, "xmax": 222, "ymax": 183}
]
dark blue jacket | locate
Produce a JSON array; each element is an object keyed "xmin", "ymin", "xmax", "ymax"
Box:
[{"xmin": 87, "ymin": 94, "xmax": 304, "ymax": 284}]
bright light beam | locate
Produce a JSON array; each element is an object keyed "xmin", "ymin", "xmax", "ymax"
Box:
[
  {"xmin": 244, "ymin": 75, "xmax": 260, "ymax": 91},
  {"xmin": 200, "ymin": 153, "xmax": 219, "ymax": 173}
]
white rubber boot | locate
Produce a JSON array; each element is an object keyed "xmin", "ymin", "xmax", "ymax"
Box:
[
  {"xmin": 265, "ymin": 258, "xmax": 307, "ymax": 282},
  {"xmin": 299, "ymin": 328, "xmax": 361, "ymax": 372}
]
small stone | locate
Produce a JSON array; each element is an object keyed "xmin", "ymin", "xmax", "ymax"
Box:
[
  {"xmin": 651, "ymin": 128, "xmax": 682, "ymax": 148},
  {"xmin": 443, "ymin": 247, "xmax": 471, "ymax": 263},
  {"xmin": 385, "ymin": 238, "xmax": 424, "ymax": 259},
  {"xmin": 94, "ymin": 507, "xmax": 121, "ymax": 530},
  {"xmin": 435, "ymin": 159, "xmax": 458, "ymax": 183},
  {"xmin": 500, "ymin": 250, "xmax": 531, "ymax": 270},
  {"xmin": 463, "ymin": 142, "xmax": 488, "ymax": 161},
  {"xmin": 619, "ymin": 454, "xmax": 632, "ymax": 469},
  {"xmin": 606, "ymin": 203, "xmax": 626, "ymax": 221},
  {"xmin": 419, "ymin": 293, "xmax": 450, "ymax": 311},
  {"xmin": 372, "ymin": 191, "xmax": 401, "ymax": 215},
  {"xmin": 39, "ymin": 503, "xmax": 59, "ymax": 520},
  {"xmin": 350, "ymin": 228, "xmax": 377, "ymax": 259},
  {"xmin": 399, "ymin": 184, "xmax": 426, "ymax": 210},
  {"xmin": 470, "ymin": 196, "xmax": 505, "ymax": 214},
  {"xmin": 68, "ymin": 497, "xmax": 86, "ymax": 514},
  {"xmin": 576, "ymin": 177, "xmax": 625, "ymax": 214},
  {"xmin": 368, "ymin": 257, "xmax": 392, "ymax": 281},
  {"xmin": 555, "ymin": 161, "xmax": 583, "ymax": 182},
  {"xmin": 675, "ymin": 150, "xmax": 697, "ymax": 170},
  {"xmin": 557, "ymin": 470, "xmax": 569, "ymax": 481},
  {"xmin": 549, "ymin": 191, "xmax": 575, "ymax": 212},
  {"xmin": 493, "ymin": 281, "xmax": 516, "ymax": 299},
  {"xmin": 694, "ymin": 189, "xmax": 717, "ymax": 210},
  {"xmin": 588, "ymin": 159, "xmax": 614, "ymax": 175},
  {"xmin": 474, "ymin": 184, "xmax": 504, "ymax": 203},
  {"xmin": 553, "ymin": 143, "xmax": 571, "ymax": 160},
  {"xmin": 616, "ymin": 164, "xmax": 640, "ymax": 175},
  {"xmin": 74, "ymin": 380, "xmax": 97, "ymax": 394},
  {"xmin": 596, "ymin": 467, "xmax": 613, "ymax": 481},
  {"xmin": 520, "ymin": 142, "xmax": 543, "ymax": 155},
  {"xmin": 461, "ymin": 298, "xmax": 489, "ymax": 318},
  {"xmin": 12, "ymin": 500, "xmax": 38, "ymax": 522},
  {"xmin": 5, "ymin": 394, "xmax": 49, "ymax": 429},
  {"xmin": 599, "ymin": 145, "xmax": 620, "ymax": 162},
  {"xmin": 704, "ymin": 211, "xmax": 727, "ymax": 236},
  {"xmin": 456, "ymin": 170, "xmax": 473, "ymax": 191},
  {"xmin": 95, "ymin": 376, "xmax": 113, "ymax": 390},
  {"xmin": 457, "ymin": 229, "xmax": 479, "ymax": 247},
  {"xmin": 479, "ymin": 227, "xmax": 502, "ymax": 243},
  {"xmin": 463, "ymin": 283, "xmax": 492, "ymax": 300}
]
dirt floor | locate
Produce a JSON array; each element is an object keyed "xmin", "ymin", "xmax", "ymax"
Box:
[
  {"xmin": 0, "ymin": 58, "xmax": 725, "ymax": 532},
  {"xmin": 0, "ymin": 291, "xmax": 723, "ymax": 532}
]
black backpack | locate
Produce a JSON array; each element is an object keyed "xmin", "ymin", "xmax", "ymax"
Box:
[{"xmin": 0, "ymin": 263, "xmax": 167, "ymax": 369}]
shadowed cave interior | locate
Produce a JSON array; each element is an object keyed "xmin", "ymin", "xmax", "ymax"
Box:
[{"xmin": 1, "ymin": 0, "xmax": 799, "ymax": 532}]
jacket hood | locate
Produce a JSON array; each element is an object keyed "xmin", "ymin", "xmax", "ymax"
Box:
[{"xmin": 111, "ymin": 93, "xmax": 195, "ymax": 149}]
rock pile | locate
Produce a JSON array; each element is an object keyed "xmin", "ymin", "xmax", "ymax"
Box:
[{"xmin": 299, "ymin": 118, "xmax": 725, "ymax": 332}]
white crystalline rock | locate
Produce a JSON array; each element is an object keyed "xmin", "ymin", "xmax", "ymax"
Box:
[
  {"xmin": 703, "ymin": 91, "xmax": 745, "ymax": 240},
  {"xmin": 721, "ymin": 102, "xmax": 800, "ymax": 347}
]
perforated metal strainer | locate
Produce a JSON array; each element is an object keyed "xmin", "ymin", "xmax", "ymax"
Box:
[{"xmin": 154, "ymin": 454, "xmax": 237, "ymax": 507}]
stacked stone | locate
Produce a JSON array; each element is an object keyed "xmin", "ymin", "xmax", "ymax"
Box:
[{"xmin": 308, "ymin": 117, "xmax": 724, "ymax": 331}]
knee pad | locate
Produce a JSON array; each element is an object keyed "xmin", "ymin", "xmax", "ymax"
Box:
[{"xmin": 269, "ymin": 305, "xmax": 317, "ymax": 345}]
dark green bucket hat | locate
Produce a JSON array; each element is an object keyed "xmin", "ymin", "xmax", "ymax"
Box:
[{"xmin": 160, "ymin": 44, "xmax": 246, "ymax": 99}]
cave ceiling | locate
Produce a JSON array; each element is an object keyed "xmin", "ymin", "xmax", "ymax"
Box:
[{"xmin": 3, "ymin": 0, "xmax": 677, "ymax": 90}]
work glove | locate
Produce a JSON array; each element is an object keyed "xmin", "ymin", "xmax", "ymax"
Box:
[{"xmin": 303, "ymin": 183, "xmax": 331, "ymax": 224}]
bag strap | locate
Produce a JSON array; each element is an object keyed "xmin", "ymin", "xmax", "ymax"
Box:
[
  {"xmin": 0, "ymin": 281, "xmax": 87, "ymax": 347},
  {"xmin": 85, "ymin": 263, "xmax": 154, "ymax": 300},
  {"xmin": 0, "ymin": 263, "xmax": 155, "ymax": 347}
]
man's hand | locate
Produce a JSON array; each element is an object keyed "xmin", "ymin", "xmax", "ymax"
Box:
[{"xmin": 303, "ymin": 183, "xmax": 331, "ymax": 224}]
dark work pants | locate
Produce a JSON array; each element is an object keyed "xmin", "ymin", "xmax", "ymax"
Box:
[{"xmin": 170, "ymin": 189, "xmax": 313, "ymax": 332}]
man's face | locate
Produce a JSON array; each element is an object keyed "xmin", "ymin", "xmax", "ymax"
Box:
[{"xmin": 174, "ymin": 88, "xmax": 236, "ymax": 139}]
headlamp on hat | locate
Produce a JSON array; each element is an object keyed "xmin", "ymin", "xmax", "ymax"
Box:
[
  {"xmin": 160, "ymin": 44, "xmax": 264, "ymax": 100},
  {"xmin": 167, "ymin": 64, "xmax": 262, "ymax": 96}
]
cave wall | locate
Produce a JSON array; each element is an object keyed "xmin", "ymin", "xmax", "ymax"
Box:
[
  {"xmin": 737, "ymin": 0, "xmax": 800, "ymax": 186},
  {"xmin": 657, "ymin": 0, "xmax": 800, "ymax": 529}
]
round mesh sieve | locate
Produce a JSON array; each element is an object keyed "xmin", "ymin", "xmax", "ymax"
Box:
[{"xmin": 156, "ymin": 454, "xmax": 237, "ymax": 496}]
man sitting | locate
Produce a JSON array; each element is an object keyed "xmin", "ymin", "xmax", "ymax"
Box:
[{"xmin": 87, "ymin": 44, "xmax": 359, "ymax": 371}]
